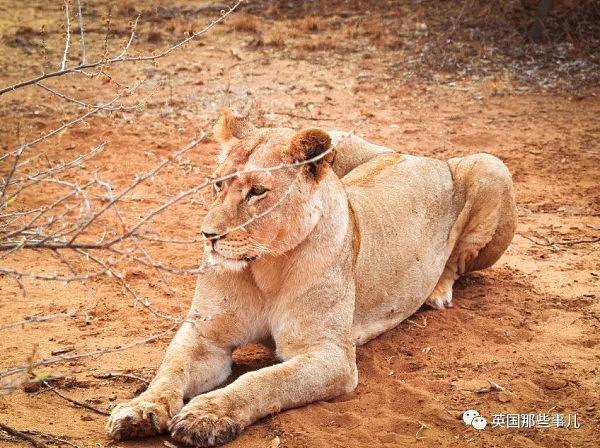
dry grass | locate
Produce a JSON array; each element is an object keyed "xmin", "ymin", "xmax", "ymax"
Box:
[
  {"xmin": 362, "ymin": 19, "xmax": 404, "ymax": 49},
  {"xmin": 341, "ymin": 21, "xmax": 360, "ymax": 40},
  {"xmin": 364, "ymin": 20, "xmax": 384, "ymax": 41},
  {"xmin": 300, "ymin": 15, "xmax": 324, "ymax": 32},
  {"xmin": 116, "ymin": 0, "xmax": 137, "ymax": 16},
  {"xmin": 298, "ymin": 36, "xmax": 336, "ymax": 51},
  {"xmin": 146, "ymin": 29, "xmax": 163, "ymax": 43},
  {"xmin": 265, "ymin": 27, "xmax": 287, "ymax": 47},
  {"xmin": 230, "ymin": 12, "xmax": 259, "ymax": 33},
  {"xmin": 14, "ymin": 25, "xmax": 36, "ymax": 35}
]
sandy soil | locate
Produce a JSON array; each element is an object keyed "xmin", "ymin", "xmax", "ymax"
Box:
[{"xmin": 1, "ymin": 1, "xmax": 599, "ymax": 447}]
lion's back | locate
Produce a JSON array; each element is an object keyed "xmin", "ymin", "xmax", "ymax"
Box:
[{"xmin": 342, "ymin": 153, "xmax": 460, "ymax": 344}]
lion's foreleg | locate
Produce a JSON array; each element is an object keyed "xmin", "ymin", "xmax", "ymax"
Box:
[
  {"xmin": 169, "ymin": 342, "xmax": 357, "ymax": 447},
  {"xmin": 107, "ymin": 323, "xmax": 232, "ymax": 440}
]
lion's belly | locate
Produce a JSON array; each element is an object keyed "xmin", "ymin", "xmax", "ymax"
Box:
[{"xmin": 342, "ymin": 154, "xmax": 460, "ymax": 344}]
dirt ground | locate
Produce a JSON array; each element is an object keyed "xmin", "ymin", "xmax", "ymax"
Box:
[{"xmin": 1, "ymin": 1, "xmax": 599, "ymax": 447}]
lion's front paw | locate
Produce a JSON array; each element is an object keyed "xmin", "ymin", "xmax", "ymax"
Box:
[
  {"xmin": 169, "ymin": 399, "xmax": 243, "ymax": 447},
  {"xmin": 107, "ymin": 399, "xmax": 173, "ymax": 440}
]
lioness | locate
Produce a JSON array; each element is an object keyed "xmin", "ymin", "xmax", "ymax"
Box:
[{"xmin": 108, "ymin": 109, "xmax": 517, "ymax": 446}]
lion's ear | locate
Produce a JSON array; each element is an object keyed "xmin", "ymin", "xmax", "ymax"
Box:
[
  {"xmin": 213, "ymin": 108, "xmax": 255, "ymax": 163},
  {"xmin": 288, "ymin": 129, "xmax": 334, "ymax": 181}
]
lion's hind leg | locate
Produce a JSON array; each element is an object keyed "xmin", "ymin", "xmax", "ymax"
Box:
[
  {"xmin": 426, "ymin": 266, "xmax": 456, "ymax": 310},
  {"xmin": 425, "ymin": 234, "xmax": 485, "ymax": 310},
  {"xmin": 427, "ymin": 153, "xmax": 517, "ymax": 310}
]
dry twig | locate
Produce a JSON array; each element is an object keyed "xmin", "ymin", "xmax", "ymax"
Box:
[
  {"xmin": 520, "ymin": 233, "xmax": 600, "ymax": 247},
  {"xmin": 0, "ymin": 323, "xmax": 178, "ymax": 386},
  {"xmin": 0, "ymin": 422, "xmax": 48, "ymax": 448},
  {"xmin": 415, "ymin": 421, "xmax": 427, "ymax": 440},
  {"xmin": 23, "ymin": 430, "xmax": 79, "ymax": 448},
  {"xmin": 0, "ymin": 310, "xmax": 79, "ymax": 331},
  {"xmin": 43, "ymin": 381, "xmax": 110, "ymax": 415},
  {"xmin": 92, "ymin": 372, "xmax": 149, "ymax": 384}
]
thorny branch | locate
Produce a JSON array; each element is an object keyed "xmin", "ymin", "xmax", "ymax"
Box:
[
  {"xmin": 0, "ymin": 0, "xmax": 244, "ymax": 96},
  {"xmin": 0, "ymin": 92, "xmax": 124, "ymax": 164},
  {"xmin": 36, "ymin": 82, "xmax": 145, "ymax": 112},
  {"xmin": 0, "ymin": 122, "xmax": 361, "ymax": 387},
  {"xmin": 0, "ymin": 0, "xmax": 363, "ymax": 398}
]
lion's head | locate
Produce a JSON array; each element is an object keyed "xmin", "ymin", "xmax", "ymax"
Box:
[{"xmin": 201, "ymin": 109, "xmax": 336, "ymax": 271}]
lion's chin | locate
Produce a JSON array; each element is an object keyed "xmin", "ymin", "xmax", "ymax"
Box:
[
  {"xmin": 205, "ymin": 250, "xmax": 250, "ymax": 272},
  {"xmin": 217, "ymin": 259, "xmax": 248, "ymax": 272}
]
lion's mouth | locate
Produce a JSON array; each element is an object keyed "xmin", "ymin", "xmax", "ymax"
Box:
[
  {"xmin": 205, "ymin": 246, "xmax": 257, "ymax": 265},
  {"xmin": 216, "ymin": 251, "xmax": 257, "ymax": 262}
]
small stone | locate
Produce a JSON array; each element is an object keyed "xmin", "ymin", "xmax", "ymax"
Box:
[{"xmin": 498, "ymin": 392, "xmax": 511, "ymax": 403}]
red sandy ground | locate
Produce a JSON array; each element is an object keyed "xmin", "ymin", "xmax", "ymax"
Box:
[{"xmin": 0, "ymin": 1, "xmax": 598, "ymax": 447}]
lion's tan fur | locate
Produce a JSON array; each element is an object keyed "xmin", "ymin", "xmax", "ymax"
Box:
[{"xmin": 108, "ymin": 110, "xmax": 517, "ymax": 446}]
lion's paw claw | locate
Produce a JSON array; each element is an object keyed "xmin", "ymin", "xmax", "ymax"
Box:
[
  {"xmin": 107, "ymin": 400, "xmax": 170, "ymax": 440},
  {"xmin": 169, "ymin": 411, "xmax": 242, "ymax": 447}
]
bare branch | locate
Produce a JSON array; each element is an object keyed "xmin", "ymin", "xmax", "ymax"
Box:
[
  {"xmin": 67, "ymin": 134, "xmax": 205, "ymax": 245},
  {"xmin": 72, "ymin": 248, "xmax": 181, "ymax": 321},
  {"xmin": 0, "ymin": 310, "xmax": 79, "ymax": 332},
  {"xmin": 60, "ymin": 0, "xmax": 71, "ymax": 71},
  {"xmin": 1, "ymin": 179, "xmax": 96, "ymax": 246},
  {"xmin": 0, "ymin": 94, "xmax": 122, "ymax": 164},
  {"xmin": 0, "ymin": 147, "xmax": 23, "ymax": 205},
  {"xmin": 0, "ymin": 266, "xmax": 109, "ymax": 284},
  {"xmin": 1, "ymin": 142, "xmax": 106, "ymax": 209},
  {"xmin": 94, "ymin": 178, "xmax": 178, "ymax": 296},
  {"xmin": 0, "ymin": 323, "xmax": 178, "ymax": 384},
  {"xmin": 0, "ymin": 0, "xmax": 244, "ymax": 96},
  {"xmin": 76, "ymin": 0, "xmax": 85, "ymax": 65},
  {"xmin": 133, "ymin": 232, "xmax": 203, "ymax": 245},
  {"xmin": 115, "ymin": 15, "xmax": 140, "ymax": 60},
  {"xmin": 36, "ymin": 82, "xmax": 145, "ymax": 112},
  {"xmin": 43, "ymin": 381, "xmax": 110, "ymax": 415}
]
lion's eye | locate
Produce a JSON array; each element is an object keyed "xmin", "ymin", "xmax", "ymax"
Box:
[
  {"xmin": 246, "ymin": 185, "xmax": 269, "ymax": 200},
  {"xmin": 214, "ymin": 180, "xmax": 223, "ymax": 192}
]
